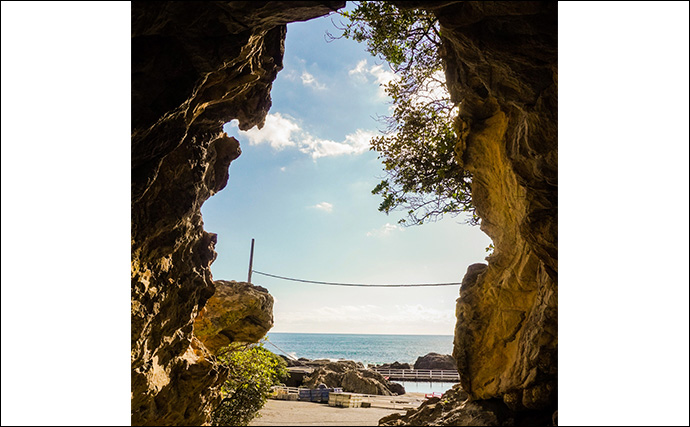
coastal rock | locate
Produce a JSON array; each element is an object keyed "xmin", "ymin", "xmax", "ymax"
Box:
[
  {"xmin": 379, "ymin": 383, "xmax": 553, "ymax": 426},
  {"xmin": 279, "ymin": 355, "xmax": 307, "ymax": 367},
  {"xmin": 193, "ymin": 281, "xmax": 274, "ymax": 354},
  {"xmin": 131, "ymin": 2, "xmax": 345, "ymax": 425},
  {"xmin": 372, "ymin": 361, "xmax": 412, "ymax": 370},
  {"xmin": 387, "ymin": 382, "xmax": 407, "ymax": 396},
  {"xmin": 301, "ymin": 361, "xmax": 405, "ymax": 396},
  {"xmin": 413, "ymin": 353, "xmax": 457, "ymax": 371}
]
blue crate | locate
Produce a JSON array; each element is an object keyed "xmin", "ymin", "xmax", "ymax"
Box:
[{"xmin": 298, "ymin": 389, "xmax": 311, "ymax": 401}]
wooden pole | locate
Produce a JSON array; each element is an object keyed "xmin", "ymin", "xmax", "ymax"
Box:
[{"xmin": 247, "ymin": 238, "xmax": 255, "ymax": 283}]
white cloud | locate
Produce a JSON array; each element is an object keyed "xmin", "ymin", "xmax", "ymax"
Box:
[
  {"xmin": 280, "ymin": 166, "xmax": 287, "ymax": 172},
  {"xmin": 301, "ymin": 71, "xmax": 326, "ymax": 90},
  {"xmin": 300, "ymin": 129, "xmax": 376, "ymax": 159},
  {"xmin": 366, "ymin": 223, "xmax": 403, "ymax": 237},
  {"xmin": 369, "ymin": 64, "xmax": 397, "ymax": 88},
  {"xmin": 348, "ymin": 59, "xmax": 369, "ymax": 81},
  {"xmin": 310, "ymin": 202, "xmax": 333, "ymax": 213},
  {"xmin": 240, "ymin": 112, "xmax": 300, "ymax": 149},
  {"xmin": 348, "ymin": 60, "xmax": 399, "ymax": 99},
  {"xmin": 233, "ymin": 113, "xmax": 377, "ymax": 160}
]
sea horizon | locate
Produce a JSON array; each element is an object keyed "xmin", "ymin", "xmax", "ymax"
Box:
[
  {"xmin": 269, "ymin": 331, "xmax": 454, "ymax": 337},
  {"xmin": 264, "ymin": 332, "xmax": 456, "ymax": 367}
]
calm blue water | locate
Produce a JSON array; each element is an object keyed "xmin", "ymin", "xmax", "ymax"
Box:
[
  {"xmin": 265, "ymin": 333, "xmax": 457, "ymax": 394},
  {"xmin": 265, "ymin": 332, "xmax": 454, "ymax": 367}
]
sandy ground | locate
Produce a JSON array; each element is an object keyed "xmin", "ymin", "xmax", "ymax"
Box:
[{"xmin": 249, "ymin": 393, "xmax": 426, "ymax": 426}]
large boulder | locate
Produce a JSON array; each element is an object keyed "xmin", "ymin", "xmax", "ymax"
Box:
[
  {"xmin": 193, "ymin": 281, "xmax": 274, "ymax": 354},
  {"xmin": 413, "ymin": 353, "xmax": 457, "ymax": 371},
  {"xmin": 301, "ymin": 361, "xmax": 405, "ymax": 396}
]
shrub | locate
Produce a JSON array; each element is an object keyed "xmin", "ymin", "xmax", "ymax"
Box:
[{"xmin": 211, "ymin": 341, "xmax": 287, "ymax": 426}]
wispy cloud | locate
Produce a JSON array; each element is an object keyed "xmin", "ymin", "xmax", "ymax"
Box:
[
  {"xmin": 366, "ymin": 223, "xmax": 403, "ymax": 237},
  {"xmin": 301, "ymin": 71, "xmax": 326, "ymax": 90},
  {"xmin": 348, "ymin": 59, "xmax": 369, "ymax": 80},
  {"xmin": 348, "ymin": 59, "xmax": 398, "ymax": 99},
  {"xmin": 276, "ymin": 304, "xmax": 455, "ymax": 331},
  {"xmin": 310, "ymin": 202, "xmax": 333, "ymax": 213},
  {"xmin": 230, "ymin": 114, "xmax": 376, "ymax": 160}
]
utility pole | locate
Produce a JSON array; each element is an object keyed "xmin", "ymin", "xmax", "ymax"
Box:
[{"xmin": 247, "ymin": 238, "xmax": 255, "ymax": 283}]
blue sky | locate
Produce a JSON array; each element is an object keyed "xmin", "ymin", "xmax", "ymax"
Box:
[{"xmin": 200, "ymin": 9, "xmax": 492, "ymax": 335}]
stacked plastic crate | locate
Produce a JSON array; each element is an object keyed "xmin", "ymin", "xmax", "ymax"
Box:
[
  {"xmin": 328, "ymin": 392, "xmax": 363, "ymax": 408},
  {"xmin": 297, "ymin": 387, "xmax": 343, "ymax": 403}
]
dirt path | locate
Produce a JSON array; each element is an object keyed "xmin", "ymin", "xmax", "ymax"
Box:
[{"xmin": 248, "ymin": 396, "xmax": 423, "ymax": 426}]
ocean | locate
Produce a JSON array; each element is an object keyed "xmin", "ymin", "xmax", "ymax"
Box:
[
  {"xmin": 265, "ymin": 332, "xmax": 455, "ymax": 365},
  {"xmin": 265, "ymin": 332, "xmax": 458, "ymax": 394}
]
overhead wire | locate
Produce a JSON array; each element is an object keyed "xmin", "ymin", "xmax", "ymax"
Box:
[{"xmin": 252, "ymin": 270, "xmax": 462, "ymax": 288}]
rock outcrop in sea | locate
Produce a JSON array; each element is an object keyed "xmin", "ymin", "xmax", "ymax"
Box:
[
  {"xmin": 413, "ymin": 353, "xmax": 457, "ymax": 371},
  {"xmin": 371, "ymin": 361, "xmax": 412, "ymax": 370}
]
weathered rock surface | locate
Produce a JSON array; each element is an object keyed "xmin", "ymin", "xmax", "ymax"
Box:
[
  {"xmin": 302, "ymin": 361, "xmax": 405, "ymax": 396},
  {"xmin": 413, "ymin": 353, "xmax": 457, "ymax": 371},
  {"xmin": 193, "ymin": 281, "xmax": 274, "ymax": 354},
  {"xmin": 388, "ymin": 2, "xmax": 558, "ymax": 423},
  {"xmin": 379, "ymin": 383, "xmax": 553, "ymax": 426},
  {"xmin": 131, "ymin": 2, "xmax": 344, "ymax": 425}
]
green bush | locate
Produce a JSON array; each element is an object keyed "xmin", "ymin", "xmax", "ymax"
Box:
[{"xmin": 211, "ymin": 341, "xmax": 287, "ymax": 426}]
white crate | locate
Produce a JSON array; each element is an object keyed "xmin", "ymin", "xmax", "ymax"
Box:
[{"xmin": 328, "ymin": 393, "xmax": 362, "ymax": 408}]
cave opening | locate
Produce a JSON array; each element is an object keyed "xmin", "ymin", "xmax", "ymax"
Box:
[{"xmin": 200, "ymin": 6, "xmax": 492, "ymax": 342}]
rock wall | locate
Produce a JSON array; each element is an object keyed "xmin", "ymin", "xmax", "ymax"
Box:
[
  {"xmin": 131, "ymin": 2, "xmax": 344, "ymax": 425},
  {"xmin": 433, "ymin": 0, "xmax": 558, "ymax": 412},
  {"xmin": 383, "ymin": 3, "xmax": 557, "ymax": 424}
]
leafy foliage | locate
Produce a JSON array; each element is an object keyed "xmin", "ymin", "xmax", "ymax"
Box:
[
  {"xmin": 330, "ymin": 1, "xmax": 477, "ymax": 225},
  {"xmin": 211, "ymin": 341, "xmax": 287, "ymax": 426}
]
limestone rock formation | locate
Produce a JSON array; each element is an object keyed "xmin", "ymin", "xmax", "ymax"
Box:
[
  {"xmin": 390, "ymin": 1, "xmax": 557, "ymax": 423},
  {"xmin": 131, "ymin": 2, "xmax": 344, "ymax": 425},
  {"xmin": 301, "ymin": 361, "xmax": 405, "ymax": 396},
  {"xmin": 413, "ymin": 353, "xmax": 457, "ymax": 371},
  {"xmin": 379, "ymin": 383, "xmax": 553, "ymax": 426},
  {"xmin": 193, "ymin": 281, "xmax": 274, "ymax": 354}
]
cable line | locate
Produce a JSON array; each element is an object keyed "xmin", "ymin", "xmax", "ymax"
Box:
[
  {"xmin": 252, "ymin": 270, "xmax": 462, "ymax": 287},
  {"xmin": 263, "ymin": 337, "xmax": 299, "ymax": 361}
]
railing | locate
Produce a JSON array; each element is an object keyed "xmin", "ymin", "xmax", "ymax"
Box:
[
  {"xmin": 271, "ymin": 386, "xmax": 300, "ymax": 394},
  {"xmin": 372, "ymin": 368, "xmax": 460, "ymax": 382}
]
